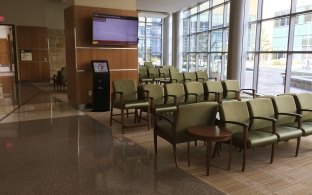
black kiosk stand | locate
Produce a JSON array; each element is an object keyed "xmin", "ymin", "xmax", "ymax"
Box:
[{"xmin": 91, "ymin": 60, "xmax": 110, "ymax": 111}]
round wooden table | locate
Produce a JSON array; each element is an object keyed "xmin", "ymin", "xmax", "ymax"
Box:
[{"xmin": 187, "ymin": 125, "xmax": 232, "ymax": 176}]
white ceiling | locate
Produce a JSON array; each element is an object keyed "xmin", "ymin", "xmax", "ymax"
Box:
[{"xmin": 137, "ymin": 0, "xmax": 207, "ymax": 14}]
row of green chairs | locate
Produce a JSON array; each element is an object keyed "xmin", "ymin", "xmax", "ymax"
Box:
[{"xmin": 153, "ymin": 93, "xmax": 312, "ymax": 171}]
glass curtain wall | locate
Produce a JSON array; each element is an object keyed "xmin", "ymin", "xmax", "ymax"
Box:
[
  {"xmin": 182, "ymin": 0, "xmax": 230, "ymax": 80},
  {"xmin": 247, "ymin": 0, "xmax": 312, "ymax": 95},
  {"xmin": 138, "ymin": 17, "xmax": 163, "ymax": 65}
]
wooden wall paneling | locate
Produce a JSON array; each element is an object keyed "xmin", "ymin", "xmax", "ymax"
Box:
[
  {"xmin": 65, "ymin": 6, "xmax": 78, "ymax": 105},
  {"xmin": 16, "ymin": 26, "xmax": 50, "ymax": 81},
  {"xmin": 0, "ymin": 38, "xmax": 10, "ymax": 66},
  {"xmin": 76, "ymin": 71, "xmax": 93, "ymax": 103},
  {"xmin": 76, "ymin": 48, "xmax": 138, "ymax": 70}
]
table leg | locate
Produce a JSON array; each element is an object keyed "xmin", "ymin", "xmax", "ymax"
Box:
[{"xmin": 206, "ymin": 140, "xmax": 212, "ymax": 176}]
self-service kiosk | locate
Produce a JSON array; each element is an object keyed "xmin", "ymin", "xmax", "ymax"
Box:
[{"xmin": 91, "ymin": 60, "xmax": 110, "ymax": 111}]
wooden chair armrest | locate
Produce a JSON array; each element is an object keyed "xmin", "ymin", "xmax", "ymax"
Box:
[
  {"xmin": 186, "ymin": 93, "xmax": 198, "ymax": 102},
  {"xmin": 165, "ymin": 95, "xmax": 177, "ymax": 105}
]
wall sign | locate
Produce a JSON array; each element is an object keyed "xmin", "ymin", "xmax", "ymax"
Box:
[{"xmin": 20, "ymin": 50, "xmax": 32, "ymax": 61}]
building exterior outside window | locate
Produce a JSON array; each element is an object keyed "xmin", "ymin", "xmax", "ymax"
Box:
[
  {"xmin": 182, "ymin": 0, "xmax": 230, "ymax": 80},
  {"xmin": 247, "ymin": 0, "xmax": 312, "ymax": 95},
  {"xmin": 138, "ymin": 17, "xmax": 163, "ymax": 66}
]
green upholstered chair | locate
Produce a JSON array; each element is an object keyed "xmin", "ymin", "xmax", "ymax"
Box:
[
  {"xmin": 183, "ymin": 72, "xmax": 197, "ymax": 82},
  {"xmin": 154, "ymin": 102, "xmax": 219, "ymax": 166},
  {"xmin": 221, "ymin": 80, "xmax": 255, "ymax": 101},
  {"xmin": 110, "ymin": 79, "xmax": 150, "ymax": 134},
  {"xmin": 148, "ymin": 67, "xmax": 164, "ymax": 83},
  {"xmin": 204, "ymin": 81, "xmax": 224, "ymax": 102},
  {"xmin": 293, "ymin": 93, "xmax": 312, "ymax": 136},
  {"xmin": 219, "ymin": 101, "xmax": 278, "ymax": 171},
  {"xmin": 141, "ymin": 84, "xmax": 177, "ymax": 125},
  {"xmin": 196, "ymin": 71, "xmax": 217, "ymax": 82},
  {"xmin": 144, "ymin": 61, "xmax": 154, "ymax": 69},
  {"xmin": 170, "ymin": 72, "xmax": 184, "ymax": 83},
  {"xmin": 159, "ymin": 68, "xmax": 170, "ymax": 84},
  {"xmin": 184, "ymin": 81, "xmax": 205, "ymax": 103},
  {"xmin": 247, "ymin": 98, "xmax": 302, "ymax": 157},
  {"xmin": 169, "ymin": 67, "xmax": 179, "ymax": 74},
  {"xmin": 164, "ymin": 83, "xmax": 186, "ymax": 105},
  {"xmin": 138, "ymin": 66, "xmax": 153, "ymax": 84}
]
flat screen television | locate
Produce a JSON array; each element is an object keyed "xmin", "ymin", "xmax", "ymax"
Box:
[{"xmin": 92, "ymin": 13, "xmax": 138, "ymax": 45}]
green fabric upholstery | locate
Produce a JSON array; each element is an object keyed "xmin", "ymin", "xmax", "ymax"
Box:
[
  {"xmin": 184, "ymin": 81, "xmax": 205, "ymax": 103},
  {"xmin": 248, "ymin": 98, "xmax": 302, "ymax": 153},
  {"xmin": 295, "ymin": 93, "xmax": 312, "ymax": 122},
  {"xmin": 219, "ymin": 101, "xmax": 277, "ymax": 171},
  {"xmin": 205, "ymin": 81, "xmax": 223, "ymax": 101},
  {"xmin": 144, "ymin": 61, "xmax": 154, "ymax": 69},
  {"xmin": 165, "ymin": 83, "xmax": 185, "ymax": 104},
  {"xmin": 148, "ymin": 67, "xmax": 163, "ymax": 81},
  {"xmin": 170, "ymin": 72, "xmax": 184, "ymax": 83},
  {"xmin": 222, "ymin": 80, "xmax": 240, "ymax": 99},
  {"xmin": 111, "ymin": 79, "xmax": 150, "ymax": 133},
  {"xmin": 301, "ymin": 122, "xmax": 312, "ymax": 136},
  {"xmin": 159, "ymin": 68, "xmax": 170, "ymax": 79},
  {"xmin": 272, "ymin": 95, "xmax": 297, "ymax": 125},
  {"xmin": 196, "ymin": 71, "xmax": 208, "ymax": 82},
  {"xmin": 247, "ymin": 98, "xmax": 275, "ymax": 130},
  {"xmin": 154, "ymin": 102, "xmax": 219, "ymax": 166},
  {"xmin": 143, "ymin": 84, "xmax": 165, "ymax": 106},
  {"xmin": 169, "ymin": 67, "xmax": 179, "ymax": 74},
  {"xmin": 183, "ymin": 72, "xmax": 197, "ymax": 82}
]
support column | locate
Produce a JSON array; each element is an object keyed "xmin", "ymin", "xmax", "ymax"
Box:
[{"xmin": 227, "ymin": 0, "xmax": 247, "ymax": 83}]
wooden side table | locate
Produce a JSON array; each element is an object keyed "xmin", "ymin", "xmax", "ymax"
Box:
[{"xmin": 187, "ymin": 125, "xmax": 232, "ymax": 176}]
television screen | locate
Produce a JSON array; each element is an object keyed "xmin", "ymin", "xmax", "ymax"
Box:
[
  {"xmin": 92, "ymin": 61, "xmax": 109, "ymax": 73},
  {"xmin": 92, "ymin": 13, "xmax": 138, "ymax": 45}
]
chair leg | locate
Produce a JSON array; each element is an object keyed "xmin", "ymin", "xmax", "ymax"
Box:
[
  {"xmin": 173, "ymin": 144, "xmax": 178, "ymax": 167},
  {"xmin": 121, "ymin": 107, "xmax": 125, "ymax": 134},
  {"xmin": 110, "ymin": 104, "xmax": 113, "ymax": 127},
  {"xmin": 295, "ymin": 137, "xmax": 301, "ymax": 157},
  {"xmin": 147, "ymin": 105, "xmax": 151, "ymax": 130},
  {"xmin": 270, "ymin": 143, "xmax": 275, "ymax": 163},
  {"xmin": 242, "ymin": 144, "xmax": 246, "ymax": 172},
  {"xmin": 154, "ymin": 131, "xmax": 157, "ymax": 154}
]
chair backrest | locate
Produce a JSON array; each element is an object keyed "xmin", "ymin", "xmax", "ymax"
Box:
[
  {"xmin": 165, "ymin": 83, "xmax": 185, "ymax": 104},
  {"xmin": 174, "ymin": 102, "xmax": 218, "ymax": 142},
  {"xmin": 113, "ymin": 80, "xmax": 137, "ymax": 101},
  {"xmin": 196, "ymin": 71, "xmax": 208, "ymax": 82},
  {"xmin": 294, "ymin": 93, "xmax": 312, "ymax": 121},
  {"xmin": 144, "ymin": 61, "xmax": 154, "ymax": 69},
  {"xmin": 247, "ymin": 98, "xmax": 275, "ymax": 131},
  {"xmin": 170, "ymin": 72, "xmax": 184, "ymax": 83},
  {"xmin": 159, "ymin": 68, "xmax": 170, "ymax": 78},
  {"xmin": 148, "ymin": 67, "xmax": 160, "ymax": 78},
  {"xmin": 184, "ymin": 81, "xmax": 205, "ymax": 103},
  {"xmin": 205, "ymin": 81, "xmax": 223, "ymax": 101},
  {"xmin": 183, "ymin": 72, "xmax": 197, "ymax": 82},
  {"xmin": 222, "ymin": 80, "xmax": 240, "ymax": 99},
  {"xmin": 143, "ymin": 84, "xmax": 165, "ymax": 106},
  {"xmin": 169, "ymin": 67, "xmax": 179, "ymax": 74},
  {"xmin": 138, "ymin": 66, "xmax": 148, "ymax": 79},
  {"xmin": 219, "ymin": 101, "xmax": 250, "ymax": 133},
  {"xmin": 272, "ymin": 95, "xmax": 297, "ymax": 125}
]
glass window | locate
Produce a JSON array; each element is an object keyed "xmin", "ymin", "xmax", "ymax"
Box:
[
  {"xmin": 296, "ymin": 0, "xmax": 312, "ymax": 12},
  {"xmin": 198, "ymin": 32, "xmax": 208, "ymax": 52},
  {"xmin": 209, "ymin": 53, "xmax": 222, "ymax": 79},
  {"xmin": 199, "ymin": 11, "xmax": 209, "ymax": 32},
  {"xmin": 198, "ymin": 53, "xmax": 208, "ymax": 70},
  {"xmin": 190, "ymin": 6, "xmax": 198, "ymax": 15},
  {"xmin": 200, "ymin": 2, "xmax": 210, "ymax": 11},
  {"xmin": 212, "ymin": 6, "xmax": 224, "ymax": 29},
  {"xmin": 190, "ymin": 15, "xmax": 198, "ymax": 33},
  {"xmin": 211, "ymin": 30, "xmax": 223, "ymax": 52},
  {"xmin": 189, "ymin": 53, "xmax": 196, "ymax": 71},
  {"xmin": 290, "ymin": 54, "xmax": 312, "ymax": 93},
  {"xmin": 138, "ymin": 17, "xmax": 163, "ymax": 65},
  {"xmin": 249, "ymin": 0, "xmax": 258, "ymax": 22},
  {"xmin": 190, "ymin": 35, "xmax": 197, "ymax": 52},
  {"xmin": 245, "ymin": 53, "xmax": 255, "ymax": 89},
  {"xmin": 261, "ymin": 19, "xmax": 289, "ymax": 51},
  {"xmin": 248, "ymin": 23, "xmax": 257, "ymax": 51},
  {"xmin": 262, "ymin": 0, "xmax": 291, "ymax": 19},
  {"xmin": 213, "ymin": 0, "xmax": 224, "ymax": 7},
  {"xmin": 293, "ymin": 13, "xmax": 312, "ymax": 51}
]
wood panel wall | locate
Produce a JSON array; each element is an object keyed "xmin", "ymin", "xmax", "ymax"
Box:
[
  {"xmin": 16, "ymin": 26, "xmax": 50, "ymax": 81},
  {"xmin": 65, "ymin": 5, "xmax": 138, "ymax": 106},
  {"xmin": 0, "ymin": 38, "xmax": 10, "ymax": 66}
]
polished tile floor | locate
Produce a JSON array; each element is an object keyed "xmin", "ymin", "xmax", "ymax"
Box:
[{"xmin": 0, "ymin": 81, "xmax": 223, "ymax": 194}]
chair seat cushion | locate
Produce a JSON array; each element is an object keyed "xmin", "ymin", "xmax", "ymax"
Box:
[
  {"xmin": 232, "ymin": 131, "xmax": 278, "ymax": 148},
  {"xmin": 302, "ymin": 122, "xmax": 312, "ymax": 136},
  {"xmin": 258, "ymin": 126, "xmax": 302, "ymax": 141},
  {"xmin": 154, "ymin": 104, "xmax": 177, "ymax": 113},
  {"xmin": 115, "ymin": 100, "xmax": 149, "ymax": 109}
]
